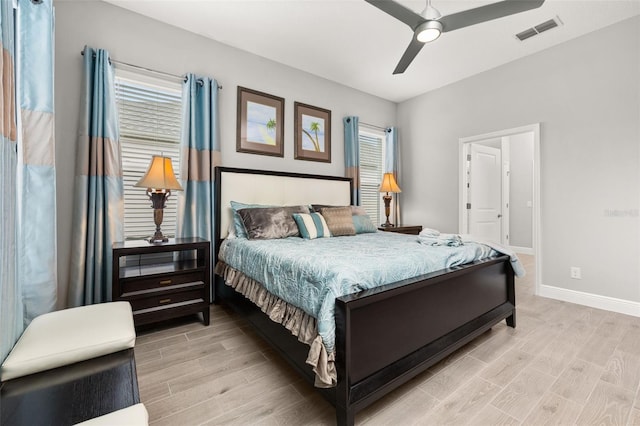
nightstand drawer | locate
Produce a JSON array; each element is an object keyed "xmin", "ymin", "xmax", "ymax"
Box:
[
  {"xmin": 128, "ymin": 289, "xmax": 205, "ymax": 311},
  {"xmin": 119, "ymin": 271, "xmax": 204, "ymax": 295}
]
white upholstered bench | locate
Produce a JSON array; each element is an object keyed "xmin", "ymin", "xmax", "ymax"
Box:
[
  {"xmin": 1, "ymin": 302, "xmax": 136, "ymax": 381},
  {"xmin": 0, "ymin": 302, "xmax": 145, "ymax": 425}
]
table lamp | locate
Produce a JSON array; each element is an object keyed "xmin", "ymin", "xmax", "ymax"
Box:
[
  {"xmin": 379, "ymin": 172, "xmax": 402, "ymax": 228},
  {"xmin": 135, "ymin": 155, "xmax": 183, "ymax": 243}
]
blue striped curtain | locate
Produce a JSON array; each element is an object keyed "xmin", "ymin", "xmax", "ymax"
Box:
[
  {"xmin": 177, "ymin": 74, "xmax": 220, "ymax": 300},
  {"xmin": 0, "ymin": 0, "xmax": 20, "ymax": 362},
  {"xmin": 16, "ymin": 0, "xmax": 57, "ymax": 323},
  {"xmin": 1, "ymin": 0, "xmax": 56, "ymax": 361},
  {"xmin": 68, "ymin": 46, "xmax": 124, "ymax": 306},
  {"xmin": 385, "ymin": 127, "xmax": 400, "ymax": 224},
  {"xmin": 343, "ymin": 116, "xmax": 360, "ymax": 205}
]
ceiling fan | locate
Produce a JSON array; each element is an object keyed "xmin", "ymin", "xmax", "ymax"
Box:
[{"xmin": 365, "ymin": 0, "xmax": 545, "ymax": 74}]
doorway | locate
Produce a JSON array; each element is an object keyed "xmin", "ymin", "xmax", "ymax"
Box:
[{"xmin": 459, "ymin": 124, "xmax": 541, "ymax": 292}]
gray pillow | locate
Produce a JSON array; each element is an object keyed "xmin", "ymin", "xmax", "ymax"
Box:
[
  {"xmin": 230, "ymin": 201, "xmax": 274, "ymax": 238},
  {"xmin": 238, "ymin": 205, "xmax": 309, "ymax": 240}
]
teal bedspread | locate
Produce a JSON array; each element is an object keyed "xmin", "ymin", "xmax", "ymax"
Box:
[{"xmin": 219, "ymin": 232, "xmax": 502, "ymax": 354}]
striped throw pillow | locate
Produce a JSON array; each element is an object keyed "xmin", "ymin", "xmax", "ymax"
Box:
[{"xmin": 292, "ymin": 213, "xmax": 331, "ymax": 240}]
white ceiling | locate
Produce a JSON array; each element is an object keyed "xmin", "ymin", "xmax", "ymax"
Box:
[{"xmin": 103, "ymin": 0, "xmax": 640, "ymax": 103}]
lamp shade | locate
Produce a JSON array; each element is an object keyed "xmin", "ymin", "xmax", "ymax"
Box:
[
  {"xmin": 134, "ymin": 156, "xmax": 183, "ymax": 191},
  {"xmin": 379, "ymin": 173, "xmax": 402, "ymax": 193}
]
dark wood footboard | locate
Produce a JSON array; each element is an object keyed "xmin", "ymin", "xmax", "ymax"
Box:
[
  {"xmin": 334, "ymin": 255, "xmax": 514, "ymax": 425},
  {"xmin": 216, "ymin": 255, "xmax": 515, "ymax": 426}
]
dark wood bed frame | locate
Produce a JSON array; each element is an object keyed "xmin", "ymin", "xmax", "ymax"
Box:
[{"xmin": 213, "ymin": 167, "xmax": 515, "ymax": 426}]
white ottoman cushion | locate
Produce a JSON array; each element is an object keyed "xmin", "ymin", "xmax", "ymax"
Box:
[
  {"xmin": 74, "ymin": 403, "xmax": 148, "ymax": 426},
  {"xmin": 1, "ymin": 302, "xmax": 136, "ymax": 381}
]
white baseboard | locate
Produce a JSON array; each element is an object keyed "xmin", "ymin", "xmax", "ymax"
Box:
[
  {"xmin": 509, "ymin": 245, "xmax": 534, "ymax": 255},
  {"xmin": 539, "ymin": 284, "xmax": 640, "ymax": 317}
]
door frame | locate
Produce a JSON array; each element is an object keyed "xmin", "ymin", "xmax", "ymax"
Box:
[{"xmin": 458, "ymin": 123, "xmax": 541, "ymax": 294}]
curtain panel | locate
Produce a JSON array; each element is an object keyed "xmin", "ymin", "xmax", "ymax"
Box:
[
  {"xmin": 16, "ymin": 0, "xmax": 57, "ymax": 322},
  {"xmin": 0, "ymin": 0, "xmax": 20, "ymax": 363},
  {"xmin": 385, "ymin": 127, "xmax": 400, "ymax": 224},
  {"xmin": 343, "ymin": 116, "xmax": 360, "ymax": 205},
  {"xmin": 177, "ymin": 74, "xmax": 220, "ymax": 300},
  {"xmin": 1, "ymin": 0, "xmax": 56, "ymax": 361},
  {"xmin": 68, "ymin": 46, "xmax": 124, "ymax": 306}
]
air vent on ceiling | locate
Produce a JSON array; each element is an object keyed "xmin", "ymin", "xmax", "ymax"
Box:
[{"xmin": 516, "ymin": 16, "xmax": 563, "ymax": 41}]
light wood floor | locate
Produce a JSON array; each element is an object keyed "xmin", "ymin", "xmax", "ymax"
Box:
[{"xmin": 135, "ymin": 255, "xmax": 640, "ymax": 425}]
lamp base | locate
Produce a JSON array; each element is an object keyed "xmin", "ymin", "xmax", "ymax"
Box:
[
  {"xmin": 381, "ymin": 193, "xmax": 394, "ymax": 228},
  {"xmin": 380, "ymin": 222, "xmax": 395, "ymax": 228},
  {"xmin": 147, "ymin": 231, "xmax": 169, "ymax": 244},
  {"xmin": 146, "ymin": 198, "xmax": 170, "ymax": 244}
]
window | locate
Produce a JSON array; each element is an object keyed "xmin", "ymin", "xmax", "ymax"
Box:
[
  {"xmin": 358, "ymin": 128, "xmax": 386, "ymax": 226},
  {"xmin": 115, "ymin": 69, "xmax": 183, "ymax": 240}
]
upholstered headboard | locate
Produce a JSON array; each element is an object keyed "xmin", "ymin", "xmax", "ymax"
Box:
[{"xmin": 214, "ymin": 167, "xmax": 352, "ymax": 242}]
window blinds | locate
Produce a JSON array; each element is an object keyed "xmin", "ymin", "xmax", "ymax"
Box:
[
  {"xmin": 115, "ymin": 76, "xmax": 182, "ymax": 240},
  {"xmin": 359, "ymin": 132, "xmax": 384, "ymax": 225}
]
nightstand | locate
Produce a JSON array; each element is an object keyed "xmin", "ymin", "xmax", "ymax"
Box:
[
  {"xmin": 378, "ymin": 225, "xmax": 423, "ymax": 235},
  {"xmin": 112, "ymin": 237, "xmax": 210, "ymax": 327}
]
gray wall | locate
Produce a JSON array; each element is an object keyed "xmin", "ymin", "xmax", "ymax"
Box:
[
  {"xmin": 398, "ymin": 16, "xmax": 639, "ymax": 303},
  {"xmin": 508, "ymin": 132, "xmax": 534, "ymax": 249},
  {"xmin": 54, "ymin": 0, "xmax": 396, "ymax": 307}
]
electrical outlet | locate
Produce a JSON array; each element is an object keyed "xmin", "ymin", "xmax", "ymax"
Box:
[{"xmin": 570, "ymin": 267, "xmax": 581, "ymax": 279}]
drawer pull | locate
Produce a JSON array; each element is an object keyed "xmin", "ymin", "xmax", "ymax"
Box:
[
  {"xmin": 159, "ymin": 298, "xmax": 172, "ymax": 304},
  {"xmin": 159, "ymin": 279, "xmax": 172, "ymax": 285}
]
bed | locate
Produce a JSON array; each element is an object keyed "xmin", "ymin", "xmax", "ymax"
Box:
[{"xmin": 213, "ymin": 167, "xmax": 516, "ymax": 426}]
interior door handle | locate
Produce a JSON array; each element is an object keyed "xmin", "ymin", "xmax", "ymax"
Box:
[{"xmin": 497, "ymin": 214, "xmax": 502, "ymax": 218}]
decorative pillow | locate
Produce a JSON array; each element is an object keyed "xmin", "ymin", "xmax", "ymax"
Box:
[
  {"xmin": 230, "ymin": 201, "xmax": 274, "ymax": 238},
  {"xmin": 311, "ymin": 204, "xmax": 367, "ymax": 216},
  {"xmin": 351, "ymin": 205, "xmax": 368, "ymax": 216},
  {"xmin": 320, "ymin": 207, "xmax": 356, "ymax": 237},
  {"xmin": 353, "ymin": 214, "xmax": 377, "ymax": 234},
  {"xmin": 238, "ymin": 205, "xmax": 309, "ymax": 240},
  {"xmin": 293, "ymin": 213, "xmax": 331, "ymax": 240}
]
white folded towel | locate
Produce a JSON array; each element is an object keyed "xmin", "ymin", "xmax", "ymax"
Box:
[{"xmin": 418, "ymin": 234, "xmax": 463, "ymax": 247}]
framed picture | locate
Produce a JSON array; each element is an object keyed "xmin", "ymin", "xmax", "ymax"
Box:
[
  {"xmin": 294, "ymin": 102, "xmax": 331, "ymax": 163},
  {"xmin": 237, "ymin": 86, "xmax": 284, "ymax": 157}
]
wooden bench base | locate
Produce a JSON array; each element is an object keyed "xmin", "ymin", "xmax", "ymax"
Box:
[{"xmin": 1, "ymin": 348, "xmax": 140, "ymax": 426}]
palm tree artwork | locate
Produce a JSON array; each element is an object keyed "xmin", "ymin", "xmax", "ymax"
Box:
[
  {"xmin": 301, "ymin": 115, "xmax": 324, "ymax": 152},
  {"xmin": 247, "ymin": 101, "xmax": 277, "ymax": 146},
  {"xmin": 266, "ymin": 119, "xmax": 276, "ymax": 133}
]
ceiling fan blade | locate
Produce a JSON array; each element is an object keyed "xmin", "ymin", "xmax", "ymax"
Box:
[
  {"xmin": 439, "ymin": 0, "xmax": 545, "ymax": 33},
  {"xmin": 393, "ymin": 37, "xmax": 425, "ymax": 75},
  {"xmin": 364, "ymin": 0, "xmax": 425, "ymax": 29}
]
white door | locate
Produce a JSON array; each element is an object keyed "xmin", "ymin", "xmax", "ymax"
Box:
[{"xmin": 468, "ymin": 144, "xmax": 502, "ymax": 243}]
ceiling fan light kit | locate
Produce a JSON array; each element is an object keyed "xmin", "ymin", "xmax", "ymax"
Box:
[
  {"xmin": 365, "ymin": 0, "xmax": 546, "ymax": 74},
  {"xmin": 416, "ymin": 20, "xmax": 442, "ymax": 43}
]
